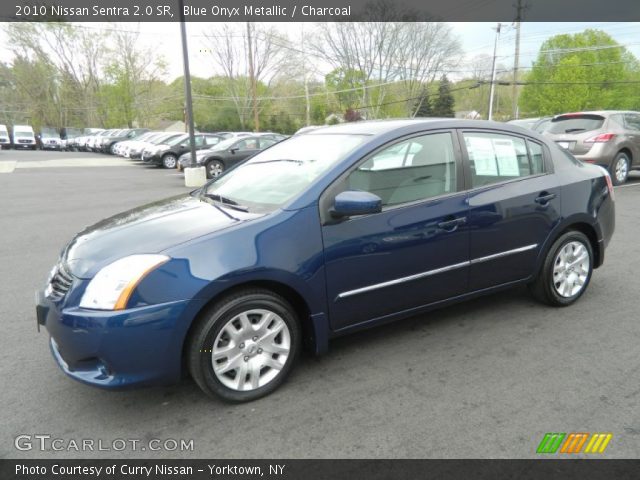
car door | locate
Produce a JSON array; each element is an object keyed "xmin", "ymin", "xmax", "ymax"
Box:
[
  {"xmin": 459, "ymin": 130, "xmax": 562, "ymax": 291},
  {"xmin": 321, "ymin": 131, "xmax": 470, "ymax": 331}
]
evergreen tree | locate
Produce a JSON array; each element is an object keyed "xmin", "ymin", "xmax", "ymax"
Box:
[
  {"xmin": 432, "ymin": 75, "xmax": 455, "ymax": 117},
  {"xmin": 414, "ymin": 89, "xmax": 433, "ymax": 117}
]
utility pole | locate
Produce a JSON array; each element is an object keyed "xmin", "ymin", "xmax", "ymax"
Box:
[
  {"xmin": 178, "ymin": 0, "xmax": 196, "ymax": 167},
  {"xmin": 247, "ymin": 22, "xmax": 259, "ymax": 132},
  {"xmin": 179, "ymin": 0, "xmax": 205, "ymax": 186},
  {"xmin": 488, "ymin": 23, "xmax": 502, "ymax": 121},
  {"xmin": 511, "ymin": 0, "xmax": 526, "ymax": 120}
]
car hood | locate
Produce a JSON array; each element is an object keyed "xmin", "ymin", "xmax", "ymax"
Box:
[{"xmin": 62, "ymin": 194, "xmax": 260, "ymax": 278}]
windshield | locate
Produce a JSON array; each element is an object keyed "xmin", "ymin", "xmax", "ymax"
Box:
[
  {"xmin": 14, "ymin": 131, "xmax": 33, "ymax": 138},
  {"xmin": 133, "ymin": 132, "xmax": 154, "ymax": 142},
  {"xmin": 166, "ymin": 134, "xmax": 188, "ymax": 146},
  {"xmin": 151, "ymin": 133, "xmax": 181, "ymax": 145},
  {"xmin": 200, "ymin": 137, "xmax": 238, "ymax": 152},
  {"xmin": 548, "ymin": 115, "xmax": 605, "ymax": 134},
  {"xmin": 203, "ymin": 134, "xmax": 367, "ymax": 212},
  {"xmin": 41, "ymin": 128, "xmax": 58, "ymax": 137}
]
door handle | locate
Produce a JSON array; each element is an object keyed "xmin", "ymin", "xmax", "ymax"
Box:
[
  {"xmin": 437, "ymin": 217, "xmax": 467, "ymax": 231},
  {"xmin": 535, "ymin": 192, "xmax": 556, "ymax": 205}
]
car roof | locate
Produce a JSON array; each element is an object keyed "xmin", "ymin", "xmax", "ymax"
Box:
[
  {"xmin": 553, "ymin": 110, "xmax": 638, "ymax": 118},
  {"xmin": 304, "ymin": 118, "xmax": 540, "ymax": 137}
]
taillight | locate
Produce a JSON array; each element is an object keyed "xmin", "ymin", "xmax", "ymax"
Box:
[
  {"xmin": 602, "ymin": 169, "xmax": 615, "ymax": 201},
  {"xmin": 585, "ymin": 133, "xmax": 615, "ymax": 143}
]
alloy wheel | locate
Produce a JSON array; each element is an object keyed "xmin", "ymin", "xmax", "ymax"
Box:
[
  {"xmin": 163, "ymin": 154, "xmax": 177, "ymax": 169},
  {"xmin": 614, "ymin": 155, "xmax": 629, "ymax": 184},
  {"xmin": 211, "ymin": 309, "xmax": 291, "ymax": 392},
  {"xmin": 552, "ymin": 241, "xmax": 590, "ymax": 298},
  {"xmin": 208, "ymin": 160, "xmax": 224, "ymax": 178}
]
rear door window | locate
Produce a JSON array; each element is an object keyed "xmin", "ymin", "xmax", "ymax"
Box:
[{"xmin": 463, "ymin": 132, "xmax": 544, "ymax": 188}]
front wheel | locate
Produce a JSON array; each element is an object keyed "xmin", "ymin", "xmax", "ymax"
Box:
[
  {"xmin": 529, "ymin": 231, "xmax": 593, "ymax": 307},
  {"xmin": 162, "ymin": 153, "xmax": 177, "ymax": 169},
  {"xmin": 187, "ymin": 289, "xmax": 301, "ymax": 402},
  {"xmin": 611, "ymin": 152, "xmax": 630, "ymax": 185},
  {"xmin": 205, "ymin": 159, "xmax": 225, "ymax": 179}
]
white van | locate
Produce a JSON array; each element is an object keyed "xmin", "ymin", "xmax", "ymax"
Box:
[
  {"xmin": 0, "ymin": 124, "xmax": 9, "ymax": 149},
  {"xmin": 12, "ymin": 125, "xmax": 37, "ymax": 150}
]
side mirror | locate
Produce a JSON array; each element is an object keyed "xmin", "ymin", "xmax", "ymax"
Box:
[
  {"xmin": 331, "ymin": 190, "xmax": 382, "ymax": 218},
  {"xmin": 230, "ymin": 148, "xmax": 238, "ymax": 154}
]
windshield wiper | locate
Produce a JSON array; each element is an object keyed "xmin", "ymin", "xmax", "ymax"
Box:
[
  {"xmin": 202, "ymin": 193, "xmax": 250, "ymax": 212},
  {"xmin": 565, "ymin": 128, "xmax": 586, "ymax": 133},
  {"xmin": 252, "ymin": 158, "xmax": 305, "ymax": 165}
]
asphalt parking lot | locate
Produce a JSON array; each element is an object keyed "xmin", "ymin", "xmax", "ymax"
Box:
[{"xmin": 1, "ymin": 150, "xmax": 639, "ymax": 459}]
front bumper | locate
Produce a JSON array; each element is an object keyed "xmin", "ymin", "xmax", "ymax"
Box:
[
  {"xmin": 142, "ymin": 151, "xmax": 162, "ymax": 164},
  {"xmin": 42, "ymin": 143, "xmax": 61, "ymax": 150},
  {"xmin": 36, "ymin": 290, "xmax": 200, "ymax": 389},
  {"xmin": 570, "ymin": 143, "xmax": 616, "ymax": 168}
]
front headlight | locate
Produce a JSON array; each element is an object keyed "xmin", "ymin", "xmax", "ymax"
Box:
[{"xmin": 79, "ymin": 254, "xmax": 169, "ymax": 310}]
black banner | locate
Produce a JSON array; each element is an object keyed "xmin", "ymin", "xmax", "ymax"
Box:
[
  {"xmin": 3, "ymin": 0, "xmax": 640, "ymax": 22},
  {"xmin": 2, "ymin": 460, "xmax": 640, "ymax": 480}
]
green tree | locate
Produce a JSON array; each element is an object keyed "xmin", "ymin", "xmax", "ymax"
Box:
[
  {"xmin": 413, "ymin": 89, "xmax": 433, "ymax": 117},
  {"xmin": 520, "ymin": 29, "xmax": 640, "ymax": 116},
  {"xmin": 325, "ymin": 68, "xmax": 366, "ymax": 111},
  {"xmin": 432, "ymin": 75, "xmax": 455, "ymax": 117}
]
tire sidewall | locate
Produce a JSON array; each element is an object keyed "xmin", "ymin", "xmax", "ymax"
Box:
[
  {"xmin": 206, "ymin": 159, "xmax": 224, "ymax": 179},
  {"xmin": 543, "ymin": 232, "xmax": 594, "ymax": 306},
  {"xmin": 190, "ymin": 292, "xmax": 300, "ymax": 402},
  {"xmin": 611, "ymin": 152, "xmax": 629, "ymax": 185},
  {"xmin": 163, "ymin": 154, "xmax": 177, "ymax": 169}
]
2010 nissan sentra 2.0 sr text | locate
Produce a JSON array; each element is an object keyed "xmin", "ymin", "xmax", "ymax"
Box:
[{"xmin": 36, "ymin": 119, "xmax": 615, "ymax": 402}]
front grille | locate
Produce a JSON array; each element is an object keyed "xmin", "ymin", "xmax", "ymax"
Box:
[
  {"xmin": 48, "ymin": 263, "xmax": 74, "ymax": 301},
  {"xmin": 18, "ymin": 139, "xmax": 32, "ymax": 144}
]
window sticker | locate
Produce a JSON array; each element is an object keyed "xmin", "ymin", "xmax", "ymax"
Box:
[
  {"xmin": 492, "ymin": 138, "xmax": 520, "ymax": 176},
  {"xmin": 465, "ymin": 136, "xmax": 497, "ymax": 175}
]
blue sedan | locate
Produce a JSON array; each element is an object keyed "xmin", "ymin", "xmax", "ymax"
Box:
[{"xmin": 36, "ymin": 119, "xmax": 615, "ymax": 402}]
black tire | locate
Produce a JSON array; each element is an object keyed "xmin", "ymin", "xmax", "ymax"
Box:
[
  {"xmin": 610, "ymin": 152, "xmax": 630, "ymax": 186},
  {"xmin": 187, "ymin": 289, "xmax": 301, "ymax": 402},
  {"xmin": 529, "ymin": 231, "xmax": 594, "ymax": 307},
  {"xmin": 109, "ymin": 143, "xmax": 117, "ymax": 155},
  {"xmin": 162, "ymin": 153, "xmax": 178, "ymax": 169},
  {"xmin": 205, "ymin": 159, "xmax": 225, "ymax": 179}
]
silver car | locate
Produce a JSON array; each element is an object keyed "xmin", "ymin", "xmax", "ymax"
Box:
[{"xmin": 544, "ymin": 111, "xmax": 640, "ymax": 185}]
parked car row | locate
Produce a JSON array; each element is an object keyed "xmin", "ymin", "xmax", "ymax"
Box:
[
  {"xmin": 508, "ymin": 110, "xmax": 640, "ymax": 184},
  {"xmin": 106, "ymin": 129, "xmax": 288, "ymax": 178}
]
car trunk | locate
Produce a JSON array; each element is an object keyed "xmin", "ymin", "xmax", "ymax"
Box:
[{"xmin": 545, "ymin": 114, "xmax": 606, "ymax": 155}]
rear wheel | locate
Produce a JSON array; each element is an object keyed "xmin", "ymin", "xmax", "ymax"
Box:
[
  {"xmin": 611, "ymin": 152, "xmax": 630, "ymax": 185},
  {"xmin": 162, "ymin": 153, "xmax": 177, "ymax": 169},
  {"xmin": 206, "ymin": 159, "xmax": 225, "ymax": 179},
  {"xmin": 187, "ymin": 289, "xmax": 301, "ymax": 402},
  {"xmin": 529, "ymin": 231, "xmax": 593, "ymax": 307}
]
